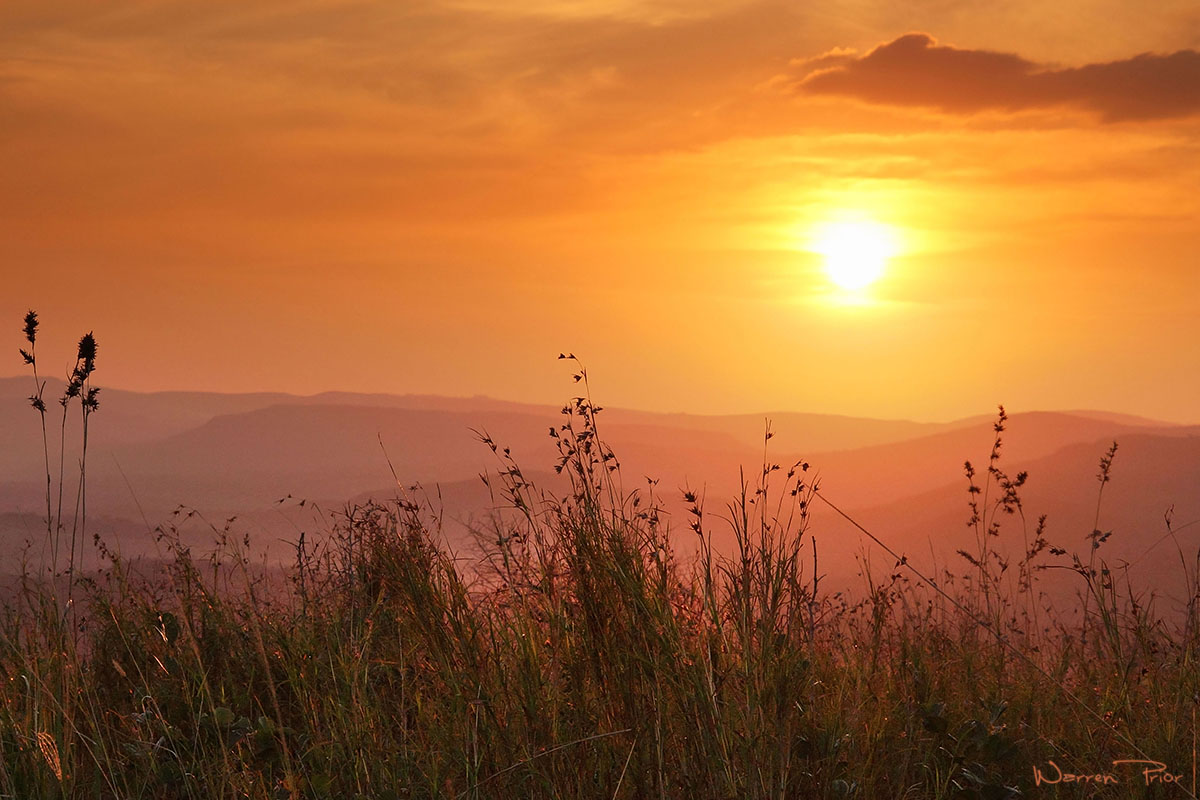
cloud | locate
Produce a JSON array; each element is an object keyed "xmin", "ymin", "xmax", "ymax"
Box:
[{"xmin": 795, "ymin": 33, "xmax": 1200, "ymax": 121}]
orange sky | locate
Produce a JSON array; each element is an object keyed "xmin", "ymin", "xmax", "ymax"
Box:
[{"xmin": 3, "ymin": 1, "xmax": 1199, "ymax": 422}]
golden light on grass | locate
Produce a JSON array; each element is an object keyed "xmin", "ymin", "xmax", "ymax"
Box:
[{"xmin": 812, "ymin": 219, "xmax": 898, "ymax": 291}]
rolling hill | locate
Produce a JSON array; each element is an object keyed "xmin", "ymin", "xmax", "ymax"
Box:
[{"xmin": 2, "ymin": 376, "xmax": 1195, "ymax": 601}]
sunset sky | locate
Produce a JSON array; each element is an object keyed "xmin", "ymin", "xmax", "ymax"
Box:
[{"xmin": 3, "ymin": 1, "xmax": 1199, "ymax": 422}]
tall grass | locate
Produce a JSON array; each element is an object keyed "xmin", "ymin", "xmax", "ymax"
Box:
[{"xmin": 2, "ymin": 328, "xmax": 1198, "ymax": 799}]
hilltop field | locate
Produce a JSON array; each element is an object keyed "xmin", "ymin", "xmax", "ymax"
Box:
[{"xmin": 2, "ymin": 371, "xmax": 1199, "ymax": 798}]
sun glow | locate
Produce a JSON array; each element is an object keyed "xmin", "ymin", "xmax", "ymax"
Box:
[{"xmin": 813, "ymin": 220, "xmax": 897, "ymax": 291}]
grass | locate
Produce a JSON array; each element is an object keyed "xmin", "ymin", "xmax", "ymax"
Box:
[{"xmin": 2, "ymin": 328, "xmax": 1199, "ymax": 799}]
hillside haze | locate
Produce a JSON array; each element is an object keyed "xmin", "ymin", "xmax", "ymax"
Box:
[{"xmin": 1, "ymin": 376, "xmax": 1196, "ymax": 604}]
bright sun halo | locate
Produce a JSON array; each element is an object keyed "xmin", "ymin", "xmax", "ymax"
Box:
[{"xmin": 814, "ymin": 220, "xmax": 896, "ymax": 291}]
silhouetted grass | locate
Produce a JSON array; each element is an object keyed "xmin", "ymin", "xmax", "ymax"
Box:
[{"xmin": 2, "ymin": 329, "xmax": 1198, "ymax": 799}]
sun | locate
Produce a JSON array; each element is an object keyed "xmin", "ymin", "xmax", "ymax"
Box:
[{"xmin": 813, "ymin": 220, "xmax": 897, "ymax": 291}]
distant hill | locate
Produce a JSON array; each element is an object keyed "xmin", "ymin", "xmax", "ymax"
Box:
[
  {"xmin": 3, "ymin": 376, "xmax": 1196, "ymax": 600},
  {"xmin": 801, "ymin": 411, "xmax": 1194, "ymax": 511},
  {"xmin": 813, "ymin": 429, "xmax": 1200, "ymax": 612},
  {"xmin": 1, "ymin": 376, "xmax": 983, "ymax": 516}
]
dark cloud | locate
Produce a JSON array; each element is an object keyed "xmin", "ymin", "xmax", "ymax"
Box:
[{"xmin": 797, "ymin": 33, "xmax": 1200, "ymax": 121}]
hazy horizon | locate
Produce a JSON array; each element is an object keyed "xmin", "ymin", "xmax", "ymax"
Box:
[{"xmin": 2, "ymin": 371, "xmax": 1197, "ymax": 426}]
